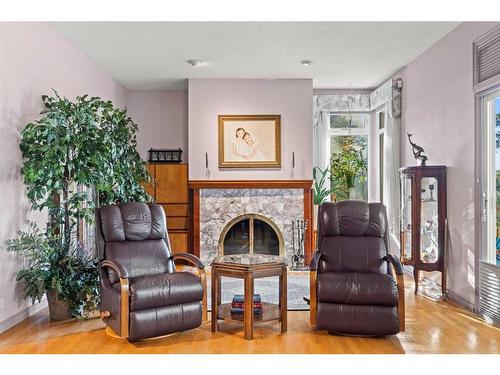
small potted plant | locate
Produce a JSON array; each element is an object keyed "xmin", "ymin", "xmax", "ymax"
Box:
[{"xmin": 312, "ymin": 166, "xmax": 339, "ymax": 229}]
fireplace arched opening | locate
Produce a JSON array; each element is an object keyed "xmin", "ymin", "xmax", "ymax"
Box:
[{"xmin": 218, "ymin": 214, "xmax": 284, "ymax": 257}]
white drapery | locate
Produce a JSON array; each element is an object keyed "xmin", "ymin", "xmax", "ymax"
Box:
[
  {"xmin": 370, "ymin": 79, "xmax": 402, "ymax": 254},
  {"xmin": 313, "ymin": 111, "xmax": 329, "ymax": 171}
]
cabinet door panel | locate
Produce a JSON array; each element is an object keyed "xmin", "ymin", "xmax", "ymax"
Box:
[
  {"xmin": 167, "ymin": 217, "xmax": 189, "ymax": 230},
  {"xmin": 155, "ymin": 164, "xmax": 188, "ymax": 203},
  {"xmin": 161, "ymin": 204, "xmax": 189, "ymax": 217},
  {"xmin": 169, "ymin": 232, "xmax": 188, "ymax": 253}
]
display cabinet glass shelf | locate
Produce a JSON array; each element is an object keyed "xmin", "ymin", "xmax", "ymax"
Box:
[{"xmin": 400, "ymin": 165, "xmax": 447, "ymax": 296}]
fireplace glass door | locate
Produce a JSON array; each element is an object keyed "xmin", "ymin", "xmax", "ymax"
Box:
[{"xmin": 221, "ymin": 215, "xmax": 282, "ymax": 256}]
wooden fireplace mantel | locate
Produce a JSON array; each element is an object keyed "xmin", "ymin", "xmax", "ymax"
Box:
[
  {"xmin": 188, "ymin": 179, "xmax": 313, "ymax": 190},
  {"xmin": 188, "ymin": 179, "xmax": 314, "ymax": 265}
]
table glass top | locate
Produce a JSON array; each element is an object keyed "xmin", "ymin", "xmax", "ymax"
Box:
[{"xmin": 213, "ymin": 254, "xmax": 285, "ymax": 266}]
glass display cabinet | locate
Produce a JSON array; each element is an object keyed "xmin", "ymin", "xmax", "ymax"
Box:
[{"xmin": 400, "ymin": 165, "xmax": 447, "ymax": 296}]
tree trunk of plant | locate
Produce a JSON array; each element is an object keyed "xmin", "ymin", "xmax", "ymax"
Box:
[
  {"xmin": 46, "ymin": 289, "xmax": 72, "ymax": 321},
  {"xmin": 63, "ymin": 146, "xmax": 70, "ymax": 253}
]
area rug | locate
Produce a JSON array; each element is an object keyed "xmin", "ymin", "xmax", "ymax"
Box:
[{"xmin": 206, "ymin": 272, "xmax": 310, "ymax": 311}]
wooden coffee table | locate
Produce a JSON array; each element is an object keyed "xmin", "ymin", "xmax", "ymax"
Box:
[{"xmin": 211, "ymin": 254, "xmax": 287, "ymax": 340}]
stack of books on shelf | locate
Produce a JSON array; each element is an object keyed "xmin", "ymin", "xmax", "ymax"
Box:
[{"xmin": 231, "ymin": 294, "xmax": 263, "ymax": 314}]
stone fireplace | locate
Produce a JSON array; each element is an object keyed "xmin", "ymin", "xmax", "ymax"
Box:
[{"xmin": 189, "ymin": 180, "xmax": 313, "ymax": 267}]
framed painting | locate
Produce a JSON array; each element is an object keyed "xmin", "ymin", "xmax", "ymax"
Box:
[{"xmin": 218, "ymin": 114, "xmax": 281, "ymax": 168}]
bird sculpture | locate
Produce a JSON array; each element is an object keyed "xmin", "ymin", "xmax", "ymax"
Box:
[{"xmin": 407, "ymin": 133, "xmax": 428, "ymax": 166}]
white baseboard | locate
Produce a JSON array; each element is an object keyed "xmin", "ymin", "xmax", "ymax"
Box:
[
  {"xmin": 446, "ymin": 290, "xmax": 476, "ymax": 312},
  {"xmin": 0, "ymin": 298, "xmax": 48, "ymax": 334}
]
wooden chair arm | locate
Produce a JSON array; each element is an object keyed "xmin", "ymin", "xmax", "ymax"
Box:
[
  {"xmin": 309, "ymin": 268, "xmax": 318, "ymax": 327},
  {"xmin": 99, "ymin": 260, "xmax": 129, "ymax": 339},
  {"xmin": 385, "ymin": 255, "xmax": 405, "ymax": 332}
]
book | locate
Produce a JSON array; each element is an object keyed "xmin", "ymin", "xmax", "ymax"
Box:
[
  {"xmin": 231, "ymin": 302, "xmax": 263, "ymax": 308},
  {"xmin": 230, "ymin": 294, "xmax": 263, "ymax": 314},
  {"xmin": 232, "ymin": 294, "xmax": 261, "ymax": 303},
  {"xmin": 230, "ymin": 307, "xmax": 263, "ymax": 314}
]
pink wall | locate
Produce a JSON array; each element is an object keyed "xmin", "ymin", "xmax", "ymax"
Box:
[
  {"xmin": 394, "ymin": 22, "xmax": 499, "ymax": 307},
  {"xmin": 188, "ymin": 79, "xmax": 313, "ymax": 180},
  {"xmin": 0, "ymin": 22, "xmax": 127, "ymax": 327},
  {"xmin": 126, "ymin": 90, "xmax": 188, "ymax": 161}
]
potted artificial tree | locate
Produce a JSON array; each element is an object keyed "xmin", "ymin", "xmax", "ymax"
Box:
[
  {"xmin": 6, "ymin": 92, "xmax": 151, "ymax": 320},
  {"xmin": 329, "ymin": 143, "xmax": 367, "ymax": 202}
]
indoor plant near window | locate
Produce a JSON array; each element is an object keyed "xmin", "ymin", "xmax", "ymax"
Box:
[
  {"xmin": 312, "ymin": 166, "xmax": 339, "ymax": 229},
  {"xmin": 329, "ymin": 142, "xmax": 367, "ymax": 202},
  {"xmin": 5, "ymin": 91, "xmax": 151, "ymax": 320}
]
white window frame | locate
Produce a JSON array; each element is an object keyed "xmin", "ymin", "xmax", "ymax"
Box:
[
  {"xmin": 325, "ymin": 112, "xmax": 372, "ymax": 200},
  {"xmin": 376, "ymin": 110, "xmax": 386, "ymax": 203}
]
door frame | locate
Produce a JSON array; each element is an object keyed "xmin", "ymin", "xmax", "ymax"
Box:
[{"xmin": 474, "ymin": 83, "xmax": 500, "ymax": 312}]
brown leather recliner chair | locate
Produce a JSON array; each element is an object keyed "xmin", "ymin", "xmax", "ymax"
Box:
[
  {"xmin": 96, "ymin": 202, "xmax": 207, "ymax": 341},
  {"xmin": 309, "ymin": 201, "xmax": 405, "ymax": 336}
]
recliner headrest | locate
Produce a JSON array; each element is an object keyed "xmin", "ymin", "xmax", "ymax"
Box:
[
  {"xmin": 99, "ymin": 202, "xmax": 166, "ymax": 242},
  {"xmin": 318, "ymin": 201, "xmax": 387, "ymax": 237}
]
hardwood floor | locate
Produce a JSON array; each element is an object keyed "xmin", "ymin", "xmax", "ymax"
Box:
[{"xmin": 0, "ymin": 275, "xmax": 499, "ymax": 354}]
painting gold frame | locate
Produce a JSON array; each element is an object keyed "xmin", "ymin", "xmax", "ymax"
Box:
[{"xmin": 218, "ymin": 114, "xmax": 281, "ymax": 168}]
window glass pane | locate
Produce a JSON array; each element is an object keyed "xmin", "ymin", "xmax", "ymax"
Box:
[
  {"xmin": 420, "ymin": 177, "xmax": 439, "ymax": 264},
  {"xmin": 378, "ymin": 111, "xmax": 385, "ymax": 130},
  {"xmin": 379, "ymin": 133, "xmax": 384, "ymax": 202},
  {"xmin": 495, "ymin": 98, "xmax": 500, "ymax": 265},
  {"xmin": 330, "ymin": 113, "xmax": 369, "ymax": 129},
  {"xmin": 330, "ymin": 135, "xmax": 368, "ymax": 201},
  {"xmin": 400, "ymin": 174, "xmax": 412, "ymax": 260}
]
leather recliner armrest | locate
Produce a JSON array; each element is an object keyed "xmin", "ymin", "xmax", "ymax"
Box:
[
  {"xmin": 171, "ymin": 253, "xmax": 205, "ymax": 269},
  {"xmin": 100, "ymin": 260, "xmax": 129, "ymax": 279},
  {"xmin": 309, "ymin": 250, "xmax": 322, "ymax": 271},
  {"xmin": 385, "ymin": 254, "xmax": 404, "ymax": 275}
]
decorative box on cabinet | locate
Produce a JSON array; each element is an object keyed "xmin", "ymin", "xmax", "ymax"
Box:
[
  {"xmin": 400, "ymin": 165, "xmax": 447, "ymax": 296},
  {"xmin": 146, "ymin": 163, "xmax": 190, "ymax": 253}
]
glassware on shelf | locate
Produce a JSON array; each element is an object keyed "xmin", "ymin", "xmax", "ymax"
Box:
[{"xmin": 429, "ymin": 184, "xmax": 435, "ymax": 201}]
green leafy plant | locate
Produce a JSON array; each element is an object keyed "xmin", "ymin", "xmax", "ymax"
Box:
[
  {"xmin": 330, "ymin": 143, "xmax": 367, "ymax": 201},
  {"xmin": 6, "ymin": 91, "xmax": 151, "ymax": 317},
  {"xmin": 313, "ymin": 166, "xmax": 339, "ymax": 205},
  {"xmin": 6, "ymin": 223, "xmax": 99, "ymax": 316}
]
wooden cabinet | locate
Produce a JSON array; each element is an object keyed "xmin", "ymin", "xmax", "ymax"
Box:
[
  {"xmin": 400, "ymin": 165, "xmax": 447, "ymax": 296},
  {"xmin": 155, "ymin": 164, "xmax": 188, "ymax": 203},
  {"xmin": 147, "ymin": 163, "xmax": 190, "ymax": 253}
]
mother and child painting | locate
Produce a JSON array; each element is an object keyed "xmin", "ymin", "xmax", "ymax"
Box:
[
  {"xmin": 218, "ymin": 115, "xmax": 281, "ymax": 168},
  {"xmin": 231, "ymin": 127, "xmax": 267, "ymax": 161}
]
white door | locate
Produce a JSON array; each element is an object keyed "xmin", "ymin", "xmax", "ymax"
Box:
[{"xmin": 481, "ymin": 88, "xmax": 500, "ymax": 266}]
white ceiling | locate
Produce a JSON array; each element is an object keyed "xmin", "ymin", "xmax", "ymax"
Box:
[{"xmin": 50, "ymin": 22, "xmax": 460, "ymax": 90}]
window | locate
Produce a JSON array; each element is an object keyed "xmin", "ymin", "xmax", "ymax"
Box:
[
  {"xmin": 377, "ymin": 111, "xmax": 385, "ymax": 202},
  {"xmin": 326, "ymin": 112, "xmax": 370, "ymax": 201}
]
